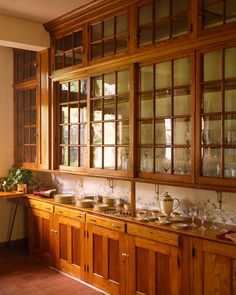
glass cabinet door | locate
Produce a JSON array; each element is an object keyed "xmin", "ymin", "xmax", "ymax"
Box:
[
  {"xmin": 138, "ymin": 0, "xmax": 189, "ymax": 47},
  {"xmin": 58, "ymin": 80, "xmax": 88, "ymax": 168},
  {"xmin": 138, "ymin": 56, "xmax": 192, "ymax": 179},
  {"xmin": 198, "ymin": 46, "xmax": 236, "ymax": 182},
  {"xmin": 90, "ymin": 69, "xmax": 130, "ymax": 171}
]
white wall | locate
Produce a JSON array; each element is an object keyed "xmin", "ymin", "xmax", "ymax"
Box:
[{"xmin": 0, "ymin": 46, "xmax": 26, "ymax": 243}]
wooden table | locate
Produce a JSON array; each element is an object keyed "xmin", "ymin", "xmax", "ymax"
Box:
[{"xmin": 0, "ymin": 191, "xmax": 25, "ymax": 249}]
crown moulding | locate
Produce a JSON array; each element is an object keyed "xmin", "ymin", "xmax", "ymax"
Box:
[{"xmin": 44, "ymin": 0, "xmax": 138, "ymax": 35}]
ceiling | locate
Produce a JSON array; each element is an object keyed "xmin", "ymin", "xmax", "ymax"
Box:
[{"xmin": 0, "ymin": 0, "xmax": 93, "ymax": 23}]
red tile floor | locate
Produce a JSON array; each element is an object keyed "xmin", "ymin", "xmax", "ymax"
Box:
[{"xmin": 0, "ymin": 247, "xmax": 105, "ymax": 295}]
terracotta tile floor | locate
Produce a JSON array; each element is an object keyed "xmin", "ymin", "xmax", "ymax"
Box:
[{"xmin": 0, "ymin": 248, "xmax": 105, "ymax": 295}]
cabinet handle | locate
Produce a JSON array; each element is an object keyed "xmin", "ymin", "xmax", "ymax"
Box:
[
  {"xmin": 54, "ymin": 230, "xmax": 58, "ymax": 235},
  {"xmin": 122, "ymin": 253, "xmax": 127, "ymax": 258},
  {"xmin": 112, "ymin": 224, "xmax": 121, "ymax": 229},
  {"xmin": 76, "ymin": 214, "xmax": 82, "ymax": 218},
  {"xmin": 45, "ymin": 207, "xmax": 51, "ymax": 211},
  {"xmin": 89, "ymin": 219, "xmax": 97, "ymax": 223},
  {"xmin": 57, "ymin": 210, "xmax": 63, "ymax": 214}
]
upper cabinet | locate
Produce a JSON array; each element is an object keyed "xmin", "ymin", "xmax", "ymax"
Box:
[{"xmin": 196, "ymin": 44, "xmax": 236, "ymax": 187}]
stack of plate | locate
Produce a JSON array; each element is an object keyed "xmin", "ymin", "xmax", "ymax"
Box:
[
  {"xmin": 94, "ymin": 203, "xmax": 109, "ymax": 211},
  {"xmin": 102, "ymin": 196, "xmax": 115, "ymax": 206},
  {"xmin": 76, "ymin": 199, "xmax": 94, "ymax": 208},
  {"xmin": 54, "ymin": 194, "xmax": 75, "ymax": 204}
]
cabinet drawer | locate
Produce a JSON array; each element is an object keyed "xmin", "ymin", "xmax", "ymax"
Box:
[
  {"xmin": 127, "ymin": 223, "xmax": 179, "ymax": 247},
  {"xmin": 55, "ymin": 206, "xmax": 85, "ymax": 222},
  {"xmin": 29, "ymin": 199, "xmax": 53, "ymax": 213},
  {"xmin": 86, "ymin": 214, "xmax": 125, "ymax": 233}
]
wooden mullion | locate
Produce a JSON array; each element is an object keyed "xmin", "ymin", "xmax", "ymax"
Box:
[
  {"xmin": 222, "ymin": 48, "xmax": 225, "ymax": 177},
  {"xmin": 171, "ymin": 59, "xmax": 174, "ymax": 174}
]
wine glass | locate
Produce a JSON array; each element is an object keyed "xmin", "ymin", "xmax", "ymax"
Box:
[
  {"xmin": 198, "ymin": 209, "xmax": 207, "ymax": 232},
  {"xmin": 189, "ymin": 207, "xmax": 198, "ymax": 228},
  {"xmin": 220, "ymin": 209, "xmax": 228, "ymax": 233},
  {"xmin": 207, "ymin": 208, "xmax": 219, "ymax": 230}
]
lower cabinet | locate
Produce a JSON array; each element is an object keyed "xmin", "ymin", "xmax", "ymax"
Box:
[{"xmin": 191, "ymin": 238, "xmax": 236, "ymax": 295}]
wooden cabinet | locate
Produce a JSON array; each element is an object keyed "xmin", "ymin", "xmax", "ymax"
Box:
[
  {"xmin": 86, "ymin": 214, "xmax": 126, "ymax": 295},
  {"xmin": 54, "ymin": 206, "xmax": 86, "ymax": 280},
  {"xmin": 185, "ymin": 237, "xmax": 236, "ymax": 295},
  {"xmin": 126, "ymin": 223, "xmax": 181, "ymax": 295},
  {"xmin": 28, "ymin": 200, "xmax": 53, "ymax": 265}
]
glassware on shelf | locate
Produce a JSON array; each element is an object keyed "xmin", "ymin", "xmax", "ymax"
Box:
[
  {"xmin": 219, "ymin": 209, "xmax": 229, "ymax": 233},
  {"xmin": 198, "ymin": 208, "xmax": 207, "ymax": 232},
  {"xmin": 206, "ymin": 208, "xmax": 219, "ymax": 230},
  {"xmin": 189, "ymin": 207, "xmax": 198, "ymax": 228}
]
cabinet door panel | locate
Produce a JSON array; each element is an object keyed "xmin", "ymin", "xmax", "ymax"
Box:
[
  {"xmin": 127, "ymin": 236, "xmax": 180, "ymax": 295},
  {"xmin": 87, "ymin": 224, "xmax": 125, "ymax": 295},
  {"xmin": 55, "ymin": 215, "xmax": 85, "ymax": 280}
]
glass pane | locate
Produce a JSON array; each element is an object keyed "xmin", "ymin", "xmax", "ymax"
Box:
[
  {"xmin": 174, "ymin": 88, "xmax": 191, "ymax": 115},
  {"xmin": 139, "ymin": 24, "xmax": 153, "ymax": 46},
  {"xmin": 117, "ymin": 13, "xmax": 127, "ymax": 33},
  {"xmin": 91, "ymin": 43, "xmax": 102, "ymax": 59},
  {"xmin": 140, "ymin": 93, "xmax": 153, "ymax": 118},
  {"xmin": 140, "ymin": 148, "xmax": 154, "ymax": 172},
  {"xmin": 74, "ymin": 31, "xmax": 83, "ymax": 47},
  {"xmin": 117, "ymin": 147, "xmax": 129, "ymax": 170},
  {"xmin": 224, "ymin": 114, "xmax": 236, "ymax": 144},
  {"xmin": 201, "ymin": 115, "xmax": 221, "ymax": 144},
  {"xmin": 140, "ymin": 66, "xmax": 153, "ymax": 91},
  {"xmin": 156, "ymin": 90, "xmax": 171, "ymax": 117},
  {"xmin": 225, "ymin": 81, "xmax": 236, "ymax": 112},
  {"xmin": 204, "ymin": 50, "xmax": 222, "ymax": 81},
  {"xmin": 80, "ymin": 146, "xmax": 87, "ymax": 167},
  {"xmin": 174, "ymin": 57, "xmax": 190, "ymax": 86},
  {"xmin": 117, "ymin": 97, "xmax": 129, "ymax": 119},
  {"xmin": 174, "ymin": 118, "xmax": 191, "ymax": 145},
  {"xmin": 104, "ymin": 38, "xmax": 114, "ymax": 56},
  {"xmin": 91, "ymin": 123, "xmax": 102, "ymax": 144},
  {"xmin": 61, "ymin": 83, "xmax": 69, "ymax": 102},
  {"xmin": 202, "ymin": 83, "xmax": 221, "ymax": 113},
  {"xmin": 155, "ymin": 119, "xmax": 172, "ymax": 144},
  {"xmin": 70, "ymin": 81, "xmax": 79, "ymax": 101},
  {"xmin": 91, "ymin": 147, "xmax": 102, "ymax": 168},
  {"xmin": 65, "ymin": 52, "xmax": 73, "ymax": 67},
  {"xmin": 104, "ymin": 18, "xmax": 114, "ymax": 37},
  {"xmin": 55, "ymin": 55, "xmax": 63, "ymax": 70},
  {"xmin": 224, "ymin": 149, "xmax": 236, "ymax": 178},
  {"xmin": 155, "ymin": 61, "xmax": 171, "ymax": 89},
  {"xmin": 117, "ymin": 122, "xmax": 129, "ymax": 144},
  {"xmin": 117, "ymin": 70, "xmax": 130, "ymax": 94},
  {"xmin": 104, "ymin": 147, "xmax": 115, "ymax": 169},
  {"xmin": 92, "ymin": 76, "xmax": 102, "ymax": 97},
  {"xmin": 24, "ymin": 146, "xmax": 30, "ymax": 163},
  {"xmin": 61, "ymin": 147, "xmax": 68, "ymax": 165},
  {"xmin": 225, "ymin": 47, "xmax": 236, "ymax": 78},
  {"xmin": 155, "ymin": 0, "xmax": 169, "ymax": 19},
  {"xmin": 104, "ymin": 98, "xmax": 115, "ymax": 120},
  {"xmin": 70, "ymin": 125, "xmax": 78, "ymax": 145},
  {"xmin": 24, "ymin": 109, "xmax": 30, "ymax": 125},
  {"xmin": 155, "ymin": 20, "xmax": 170, "ymax": 42},
  {"xmin": 155, "ymin": 148, "xmax": 171, "ymax": 173},
  {"xmin": 64, "ymin": 34, "xmax": 72, "ymax": 51},
  {"xmin": 60, "ymin": 106, "xmax": 68, "ymax": 124},
  {"xmin": 70, "ymin": 105, "xmax": 78, "ymax": 123},
  {"xmin": 30, "ymin": 127, "xmax": 36, "ymax": 144},
  {"xmin": 104, "ymin": 73, "xmax": 116, "ymax": 95},
  {"xmin": 104, "ymin": 122, "xmax": 115, "ymax": 144},
  {"xmin": 203, "ymin": 2, "xmax": 223, "ymax": 28},
  {"xmin": 30, "ymin": 108, "xmax": 36, "ymax": 125},
  {"xmin": 201, "ymin": 148, "xmax": 221, "ymax": 177},
  {"xmin": 174, "ymin": 148, "xmax": 191, "ymax": 175},
  {"xmin": 140, "ymin": 121, "xmax": 153, "ymax": 144},
  {"xmin": 226, "ymin": 0, "xmax": 236, "ymax": 23},
  {"xmin": 80, "ymin": 124, "xmax": 87, "ymax": 145},
  {"xmin": 80, "ymin": 80, "xmax": 87, "ymax": 100},
  {"xmin": 31, "ymin": 90, "xmax": 36, "ymax": 106},
  {"xmin": 79, "ymin": 103, "xmax": 87, "ymax": 122},
  {"xmin": 30, "ymin": 146, "xmax": 36, "ymax": 163},
  {"xmin": 56, "ymin": 38, "xmax": 63, "ymax": 53},
  {"xmin": 139, "ymin": 4, "xmax": 152, "ymax": 26},
  {"xmin": 70, "ymin": 147, "xmax": 78, "ymax": 167},
  {"xmin": 172, "ymin": 15, "xmax": 188, "ymax": 37},
  {"xmin": 91, "ymin": 100, "xmax": 102, "ymax": 121},
  {"xmin": 61, "ymin": 126, "xmax": 68, "ymax": 144},
  {"xmin": 116, "ymin": 36, "xmax": 128, "ymax": 52},
  {"xmin": 92, "ymin": 23, "xmax": 102, "ymax": 42},
  {"xmin": 172, "ymin": 0, "xmax": 188, "ymax": 14},
  {"xmin": 24, "ymin": 128, "xmax": 29, "ymax": 144}
]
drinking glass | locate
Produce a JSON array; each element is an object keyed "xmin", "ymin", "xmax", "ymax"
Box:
[
  {"xmin": 207, "ymin": 208, "xmax": 219, "ymax": 230},
  {"xmin": 220, "ymin": 209, "xmax": 228, "ymax": 233},
  {"xmin": 189, "ymin": 207, "xmax": 198, "ymax": 228},
  {"xmin": 198, "ymin": 209, "xmax": 207, "ymax": 232}
]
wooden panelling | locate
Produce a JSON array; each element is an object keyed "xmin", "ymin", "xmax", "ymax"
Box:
[
  {"xmin": 29, "ymin": 199, "xmax": 54, "ymax": 213},
  {"xmin": 54, "ymin": 206, "xmax": 86, "ymax": 221},
  {"xmin": 86, "ymin": 214, "xmax": 125, "ymax": 232}
]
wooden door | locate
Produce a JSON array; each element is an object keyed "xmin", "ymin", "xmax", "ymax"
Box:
[
  {"xmin": 28, "ymin": 207, "xmax": 53, "ymax": 265},
  {"xmin": 54, "ymin": 214, "xmax": 85, "ymax": 280},
  {"xmin": 126, "ymin": 235, "xmax": 181, "ymax": 295},
  {"xmin": 192, "ymin": 238, "xmax": 236, "ymax": 295},
  {"xmin": 86, "ymin": 224, "xmax": 126, "ymax": 295}
]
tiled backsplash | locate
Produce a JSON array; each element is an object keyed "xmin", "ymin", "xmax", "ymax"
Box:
[{"xmin": 33, "ymin": 171, "xmax": 236, "ymax": 225}]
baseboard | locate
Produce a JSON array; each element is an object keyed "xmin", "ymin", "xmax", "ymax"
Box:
[{"xmin": 0, "ymin": 238, "xmax": 28, "ymax": 251}]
